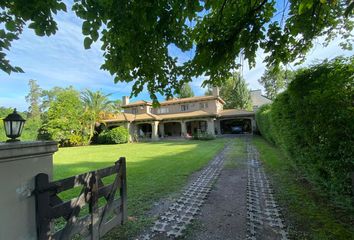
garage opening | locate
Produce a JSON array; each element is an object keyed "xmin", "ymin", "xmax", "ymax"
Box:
[
  {"xmin": 220, "ymin": 119, "xmax": 252, "ymax": 134},
  {"xmin": 163, "ymin": 122, "xmax": 182, "ymax": 137},
  {"xmin": 137, "ymin": 123, "xmax": 152, "ymax": 138}
]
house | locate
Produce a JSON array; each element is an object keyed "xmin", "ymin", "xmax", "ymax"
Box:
[
  {"xmin": 250, "ymin": 89, "xmax": 272, "ymax": 110},
  {"xmin": 102, "ymin": 88, "xmax": 270, "ymax": 140}
]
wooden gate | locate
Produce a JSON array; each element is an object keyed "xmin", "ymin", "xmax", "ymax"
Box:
[{"xmin": 34, "ymin": 157, "xmax": 127, "ymax": 240}]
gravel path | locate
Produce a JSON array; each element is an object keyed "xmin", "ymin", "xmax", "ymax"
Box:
[{"xmin": 137, "ymin": 137, "xmax": 289, "ymax": 240}]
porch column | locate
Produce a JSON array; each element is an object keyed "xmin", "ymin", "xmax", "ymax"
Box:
[
  {"xmin": 159, "ymin": 123, "xmax": 164, "ymax": 139},
  {"xmin": 207, "ymin": 118, "xmax": 215, "ymax": 135},
  {"xmin": 181, "ymin": 121, "xmax": 187, "ymax": 137},
  {"xmin": 251, "ymin": 118, "xmax": 256, "ymax": 134},
  {"xmin": 151, "ymin": 121, "xmax": 159, "ymax": 140},
  {"xmin": 125, "ymin": 122, "xmax": 132, "ymax": 142},
  {"xmin": 215, "ymin": 119, "xmax": 221, "ymax": 135}
]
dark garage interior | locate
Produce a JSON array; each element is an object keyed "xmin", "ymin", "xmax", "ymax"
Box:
[{"xmin": 220, "ymin": 119, "xmax": 252, "ymax": 134}]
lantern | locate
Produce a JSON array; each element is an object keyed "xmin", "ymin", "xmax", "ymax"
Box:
[{"xmin": 3, "ymin": 109, "xmax": 26, "ymax": 142}]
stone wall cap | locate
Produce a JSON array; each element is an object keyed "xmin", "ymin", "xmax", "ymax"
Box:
[{"xmin": 0, "ymin": 141, "xmax": 58, "ymax": 162}]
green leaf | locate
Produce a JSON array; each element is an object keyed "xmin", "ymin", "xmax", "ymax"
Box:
[
  {"xmin": 82, "ymin": 21, "xmax": 91, "ymax": 35},
  {"xmin": 58, "ymin": 2, "xmax": 67, "ymax": 12},
  {"xmin": 84, "ymin": 37, "xmax": 93, "ymax": 49},
  {"xmin": 5, "ymin": 22, "xmax": 16, "ymax": 32}
]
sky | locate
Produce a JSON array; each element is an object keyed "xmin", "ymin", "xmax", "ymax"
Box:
[{"xmin": 0, "ymin": 2, "xmax": 353, "ymax": 111}]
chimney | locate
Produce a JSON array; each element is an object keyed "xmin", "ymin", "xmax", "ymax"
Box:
[
  {"xmin": 122, "ymin": 96, "xmax": 129, "ymax": 106},
  {"xmin": 212, "ymin": 86, "xmax": 220, "ymax": 97}
]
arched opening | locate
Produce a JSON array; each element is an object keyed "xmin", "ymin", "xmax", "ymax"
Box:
[
  {"xmin": 220, "ymin": 119, "xmax": 252, "ymax": 134},
  {"xmin": 186, "ymin": 120, "xmax": 207, "ymax": 136},
  {"xmin": 163, "ymin": 122, "xmax": 182, "ymax": 137},
  {"xmin": 136, "ymin": 123, "xmax": 152, "ymax": 138}
]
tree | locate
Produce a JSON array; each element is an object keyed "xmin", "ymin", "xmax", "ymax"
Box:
[
  {"xmin": 204, "ymin": 73, "xmax": 252, "ymax": 109},
  {"xmin": 1, "ymin": 1, "xmax": 353, "ymax": 101},
  {"xmin": 45, "ymin": 87, "xmax": 83, "ymax": 145},
  {"xmin": 81, "ymin": 89, "xmax": 112, "ymax": 142},
  {"xmin": 178, "ymin": 83, "xmax": 194, "ymax": 98},
  {"xmin": 25, "ymin": 79, "xmax": 42, "ymax": 119},
  {"xmin": 220, "ymin": 73, "xmax": 252, "ymax": 110},
  {"xmin": 204, "ymin": 87, "xmax": 213, "ymax": 96},
  {"xmin": 258, "ymin": 67, "xmax": 294, "ymax": 100}
]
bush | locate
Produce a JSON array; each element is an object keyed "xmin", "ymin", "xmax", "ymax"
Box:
[
  {"xmin": 256, "ymin": 57, "xmax": 354, "ymax": 206},
  {"xmin": 68, "ymin": 134, "xmax": 87, "ymax": 146},
  {"xmin": 98, "ymin": 126, "xmax": 129, "ymax": 144},
  {"xmin": 192, "ymin": 131, "xmax": 215, "ymax": 140}
]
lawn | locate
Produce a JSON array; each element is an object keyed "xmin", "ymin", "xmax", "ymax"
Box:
[
  {"xmin": 53, "ymin": 138, "xmax": 227, "ymax": 238},
  {"xmin": 253, "ymin": 137, "xmax": 354, "ymax": 240}
]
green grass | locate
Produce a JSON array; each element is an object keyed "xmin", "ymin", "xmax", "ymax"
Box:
[
  {"xmin": 253, "ymin": 136, "xmax": 354, "ymax": 240},
  {"xmin": 223, "ymin": 137, "xmax": 246, "ymax": 169},
  {"xmin": 54, "ymin": 138, "xmax": 227, "ymax": 239}
]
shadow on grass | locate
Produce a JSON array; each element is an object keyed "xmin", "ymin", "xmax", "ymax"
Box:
[{"xmin": 52, "ymin": 139, "xmax": 227, "ymax": 239}]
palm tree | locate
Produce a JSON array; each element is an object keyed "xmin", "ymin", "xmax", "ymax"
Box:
[{"xmin": 81, "ymin": 89, "xmax": 113, "ymax": 142}]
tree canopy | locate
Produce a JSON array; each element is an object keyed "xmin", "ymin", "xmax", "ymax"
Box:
[
  {"xmin": 258, "ymin": 67, "xmax": 294, "ymax": 100},
  {"xmin": 178, "ymin": 83, "xmax": 195, "ymax": 98},
  {"xmin": 206, "ymin": 72, "xmax": 252, "ymax": 110},
  {"xmin": 1, "ymin": 0, "xmax": 353, "ymax": 102}
]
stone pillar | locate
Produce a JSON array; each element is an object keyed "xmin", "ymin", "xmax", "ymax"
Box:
[
  {"xmin": 151, "ymin": 121, "xmax": 159, "ymax": 140},
  {"xmin": 181, "ymin": 121, "xmax": 187, "ymax": 137},
  {"xmin": 215, "ymin": 119, "xmax": 221, "ymax": 135},
  {"xmin": 251, "ymin": 118, "xmax": 256, "ymax": 134},
  {"xmin": 125, "ymin": 122, "xmax": 132, "ymax": 142},
  {"xmin": 0, "ymin": 141, "xmax": 57, "ymax": 240},
  {"xmin": 159, "ymin": 123, "xmax": 164, "ymax": 139},
  {"xmin": 207, "ymin": 119, "xmax": 215, "ymax": 135}
]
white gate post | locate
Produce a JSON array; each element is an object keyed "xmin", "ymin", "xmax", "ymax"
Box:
[{"xmin": 0, "ymin": 141, "xmax": 57, "ymax": 240}]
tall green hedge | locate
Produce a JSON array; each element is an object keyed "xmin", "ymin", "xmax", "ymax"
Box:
[{"xmin": 256, "ymin": 57, "xmax": 354, "ymax": 205}]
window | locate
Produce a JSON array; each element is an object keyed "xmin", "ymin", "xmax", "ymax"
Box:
[
  {"xmin": 132, "ymin": 108, "xmax": 138, "ymax": 114},
  {"xmin": 180, "ymin": 104, "xmax": 189, "ymax": 111},
  {"xmin": 157, "ymin": 107, "xmax": 169, "ymax": 114},
  {"xmin": 199, "ymin": 102, "xmax": 208, "ymax": 109}
]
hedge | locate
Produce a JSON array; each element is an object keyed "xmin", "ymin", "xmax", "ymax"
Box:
[
  {"xmin": 98, "ymin": 126, "xmax": 129, "ymax": 144},
  {"xmin": 256, "ymin": 57, "xmax": 354, "ymax": 205}
]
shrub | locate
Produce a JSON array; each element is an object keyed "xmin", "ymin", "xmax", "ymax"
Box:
[
  {"xmin": 98, "ymin": 126, "xmax": 129, "ymax": 144},
  {"xmin": 68, "ymin": 134, "xmax": 87, "ymax": 146},
  {"xmin": 192, "ymin": 131, "xmax": 215, "ymax": 140},
  {"xmin": 256, "ymin": 57, "xmax": 354, "ymax": 206}
]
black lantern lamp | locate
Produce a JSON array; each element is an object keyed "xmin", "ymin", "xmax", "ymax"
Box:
[{"xmin": 3, "ymin": 109, "xmax": 26, "ymax": 142}]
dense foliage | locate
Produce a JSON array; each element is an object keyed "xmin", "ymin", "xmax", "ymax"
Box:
[
  {"xmin": 258, "ymin": 67, "xmax": 295, "ymax": 100},
  {"xmin": 177, "ymin": 83, "xmax": 195, "ymax": 98},
  {"xmin": 0, "ymin": 80, "xmax": 120, "ymax": 146},
  {"xmin": 1, "ymin": 1, "xmax": 353, "ymax": 101},
  {"xmin": 206, "ymin": 72, "xmax": 252, "ymax": 110},
  {"xmin": 256, "ymin": 57, "xmax": 354, "ymax": 205},
  {"xmin": 98, "ymin": 126, "xmax": 129, "ymax": 144},
  {"xmin": 192, "ymin": 131, "xmax": 215, "ymax": 141},
  {"xmin": 45, "ymin": 87, "xmax": 85, "ymax": 146}
]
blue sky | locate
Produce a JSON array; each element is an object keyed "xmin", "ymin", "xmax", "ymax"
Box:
[{"xmin": 0, "ymin": 3, "xmax": 353, "ymax": 111}]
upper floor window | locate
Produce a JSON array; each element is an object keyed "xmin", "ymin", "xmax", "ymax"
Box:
[
  {"xmin": 199, "ymin": 102, "xmax": 208, "ymax": 109},
  {"xmin": 132, "ymin": 108, "xmax": 138, "ymax": 114},
  {"xmin": 157, "ymin": 107, "xmax": 169, "ymax": 114},
  {"xmin": 180, "ymin": 104, "xmax": 189, "ymax": 111}
]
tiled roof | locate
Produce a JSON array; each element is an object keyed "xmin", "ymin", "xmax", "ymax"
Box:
[
  {"xmin": 218, "ymin": 109, "xmax": 254, "ymax": 117},
  {"xmin": 103, "ymin": 108, "xmax": 254, "ymax": 124},
  {"xmin": 158, "ymin": 110, "xmax": 216, "ymax": 120},
  {"xmin": 121, "ymin": 100, "xmax": 152, "ymax": 108},
  {"xmin": 160, "ymin": 96, "xmax": 225, "ymax": 105},
  {"xmin": 250, "ymin": 90, "xmax": 272, "ymax": 106},
  {"xmin": 121, "ymin": 95, "xmax": 225, "ymax": 108}
]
